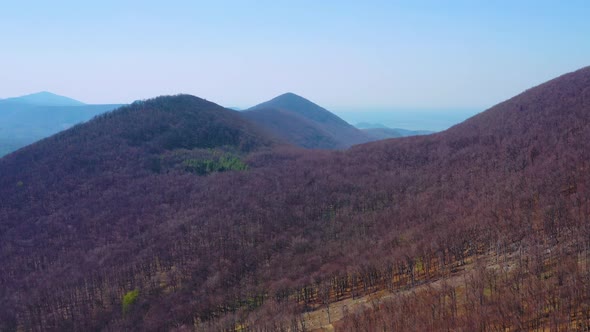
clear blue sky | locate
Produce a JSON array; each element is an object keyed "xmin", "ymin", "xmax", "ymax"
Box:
[{"xmin": 1, "ymin": 0, "xmax": 589, "ymax": 110}]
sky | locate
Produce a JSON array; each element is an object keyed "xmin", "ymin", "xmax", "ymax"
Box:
[{"xmin": 1, "ymin": 0, "xmax": 589, "ymax": 112}]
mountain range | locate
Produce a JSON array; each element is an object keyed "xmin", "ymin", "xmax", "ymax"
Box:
[
  {"xmin": 1, "ymin": 67, "xmax": 590, "ymax": 330},
  {"xmin": 0, "ymin": 92, "xmax": 433, "ymax": 157}
]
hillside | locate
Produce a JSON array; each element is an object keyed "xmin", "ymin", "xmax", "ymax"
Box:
[
  {"xmin": 0, "ymin": 93, "xmax": 122, "ymax": 156},
  {"xmin": 242, "ymin": 93, "xmax": 371, "ymax": 149},
  {"xmin": 0, "ymin": 94, "xmax": 282, "ymax": 330},
  {"xmin": 1, "ymin": 68, "xmax": 590, "ymax": 331}
]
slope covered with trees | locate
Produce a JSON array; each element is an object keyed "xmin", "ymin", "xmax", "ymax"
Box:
[
  {"xmin": 242, "ymin": 93, "xmax": 371, "ymax": 149},
  {"xmin": 1, "ymin": 67, "xmax": 590, "ymax": 331}
]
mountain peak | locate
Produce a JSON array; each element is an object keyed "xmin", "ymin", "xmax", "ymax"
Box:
[
  {"xmin": 249, "ymin": 92, "xmax": 317, "ymax": 111},
  {"xmin": 2, "ymin": 91, "xmax": 86, "ymax": 106},
  {"xmin": 274, "ymin": 92, "xmax": 305, "ymax": 100},
  {"xmin": 244, "ymin": 93, "xmax": 371, "ymax": 149},
  {"xmin": 276, "ymin": 92, "xmax": 298, "ymax": 97},
  {"xmin": 248, "ymin": 92, "xmax": 344, "ymax": 122}
]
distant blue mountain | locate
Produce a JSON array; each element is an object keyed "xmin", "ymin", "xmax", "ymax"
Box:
[
  {"xmin": 1, "ymin": 91, "xmax": 86, "ymax": 107},
  {"xmin": 355, "ymin": 122, "xmax": 390, "ymax": 129},
  {"xmin": 355, "ymin": 122, "xmax": 435, "ymax": 139},
  {"xmin": 0, "ymin": 92, "xmax": 122, "ymax": 156}
]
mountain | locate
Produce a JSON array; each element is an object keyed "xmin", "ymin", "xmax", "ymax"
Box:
[
  {"xmin": 242, "ymin": 92, "xmax": 371, "ymax": 149},
  {"xmin": 361, "ymin": 127, "xmax": 435, "ymax": 140},
  {"xmin": 0, "ymin": 92, "xmax": 122, "ymax": 156},
  {"xmin": 361, "ymin": 127, "xmax": 403, "ymax": 139},
  {"xmin": 355, "ymin": 122, "xmax": 389, "ymax": 129},
  {"xmin": 1, "ymin": 91, "xmax": 86, "ymax": 106},
  {"xmin": 390, "ymin": 127, "xmax": 434, "ymax": 136},
  {"xmin": 1, "ymin": 68, "xmax": 590, "ymax": 330},
  {"xmin": 356, "ymin": 122, "xmax": 435, "ymax": 140}
]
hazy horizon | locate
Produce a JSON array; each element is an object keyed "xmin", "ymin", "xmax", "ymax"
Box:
[
  {"xmin": 2, "ymin": 1, "xmax": 589, "ymax": 111},
  {"xmin": 334, "ymin": 108, "xmax": 480, "ymax": 131},
  {"xmin": 2, "ymin": 90, "xmax": 477, "ymax": 131}
]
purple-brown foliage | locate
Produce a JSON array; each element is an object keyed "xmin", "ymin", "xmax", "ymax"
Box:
[{"xmin": 0, "ymin": 67, "xmax": 590, "ymax": 330}]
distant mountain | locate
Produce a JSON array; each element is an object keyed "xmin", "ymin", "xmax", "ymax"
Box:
[
  {"xmin": 361, "ymin": 127, "xmax": 435, "ymax": 140},
  {"xmin": 391, "ymin": 128, "xmax": 434, "ymax": 136},
  {"xmin": 355, "ymin": 122, "xmax": 389, "ymax": 129},
  {"xmin": 356, "ymin": 122, "xmax": 435, "ymax": 140},
  {"xmin": 242, "ymin": 92, "xmax": 371, "ymax": 149},
  {"xmin": 1, "ymin": 91, "xmax": 86, "ymax": 106},
  {"xmin": 361, "ymin": 127, "xmax": 403, "ymax": 140},
  {"xmin": 0, "ymin": 138, "xmax": 28, "ymax": 157},
  {"xmin": 0, "ymin": 92, "xmax": 122, "ymax": 156}
]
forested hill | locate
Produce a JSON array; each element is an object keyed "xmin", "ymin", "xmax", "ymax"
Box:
[
  {"xmin": 1, "ymin": 67, "xmax": 590, "ymax": 331},
  {"xmin": 0, "ymin": 94, "xmax": 279, "ymax": 228},
  {"xmin": 242, "ymin": 92, "xmax": 371, "ymax": 149},
  {"xmin": 334, "ymin": 65, "xmax": 590, "ymax": 329}
]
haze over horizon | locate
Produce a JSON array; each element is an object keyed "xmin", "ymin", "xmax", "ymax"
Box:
[{"xmin": 2, "ymin": 1, "xmax": 589, "ymax": 111}]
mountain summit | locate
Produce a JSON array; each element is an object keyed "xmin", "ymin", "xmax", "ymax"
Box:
[
  {"xmin": 243, "ymin": 92, "xmax": 370, "ymax": 149},
  {"xmin": 1, "ymin": 91, "xmax": 86, "ymax": 107},
  {"xmin": 249, "ymin": 92, "xmax": 347, "ymax": 124}
]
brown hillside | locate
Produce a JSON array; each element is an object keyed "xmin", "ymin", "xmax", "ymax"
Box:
[{"xmin": 1, "ymin": 68, "xmax": 590, "ymax": 331}]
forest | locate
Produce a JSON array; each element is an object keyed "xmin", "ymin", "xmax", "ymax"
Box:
[{"xmin": 1, "ymin": 67, "xmax": 590, "ymax": 331}]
